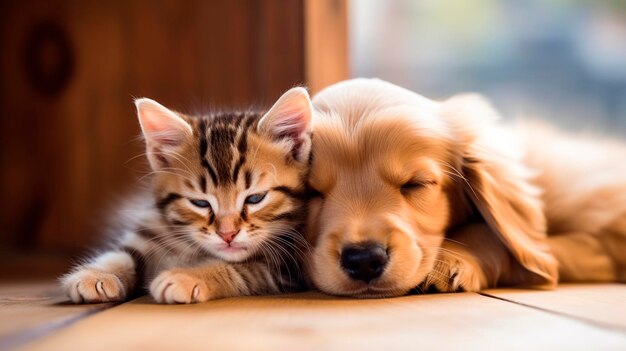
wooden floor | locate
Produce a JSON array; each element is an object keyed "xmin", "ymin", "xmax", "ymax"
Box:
[{"xmin": 1, "ymin": 281, "xmax": 625, "ymax": 351}]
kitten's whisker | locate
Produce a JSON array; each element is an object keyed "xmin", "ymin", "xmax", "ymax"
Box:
[
  {"xmin": 267, "ymin": 234, "xmax": 308, "ymax": 259},
  {"xmin": 442, "ymin": 238, "xmax": 468, "ymax": 246}
]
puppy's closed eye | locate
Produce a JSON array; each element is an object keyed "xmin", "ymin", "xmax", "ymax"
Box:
[{"xmin": 400, "ymin": 179, "xmax": 437, "ymax": 195}]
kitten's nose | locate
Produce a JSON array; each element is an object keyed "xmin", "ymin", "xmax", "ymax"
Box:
[
  {"xmin": 217, "ymin": 230, "xmax": 239, "ymax": 244},
  {"xmin": 215, "ymin": 215, "xmax": 240, "ymax": 243},
  {"xmin": 340, "ymin": 243, "xmax": 388, "ymax": 283}
]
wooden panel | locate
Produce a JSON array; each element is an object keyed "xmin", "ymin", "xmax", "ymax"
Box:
[
  {"xmin": 0, "ymin": 0, "xmax": 305, "ymax": 252},
  {"xmin": 0, "ymin": 281, "xmax": 111, "ymax": 350},
  {"xmin": 484, "ymin": 284, "xmax": 626, "ymax": 331},
  {"xmin": 0, "ymin": 251, "xmax": 71, "ymax": 281},
  {"xmin": 17, "ymin": 292, "xmax": 626, "ymax": 351},
  {"xmin": 257, "ymin": 0, "xmax": 305, "ymax": 101},
  {"xmin": 305, "ymin": 0, "xmax": 349, "ymax": 94}
]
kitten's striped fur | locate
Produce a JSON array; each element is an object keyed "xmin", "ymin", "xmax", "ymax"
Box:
[{"xmin": 61, "ymin": 88, "xmax": 312, "ymax": 304}]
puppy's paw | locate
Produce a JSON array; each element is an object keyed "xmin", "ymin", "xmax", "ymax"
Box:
[
  {"xmin": 61, "ymin": 269, "xmax": 127, "ymax": 303},
  {"xmin": 424, "ymin": 250, "xmax": 484, "ymax": 293},
  {"xmin": 150, "ymin": 269, "xmax": 213, "ymax": 304}
]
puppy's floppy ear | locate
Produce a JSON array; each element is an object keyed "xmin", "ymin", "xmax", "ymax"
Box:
[{"xmin": 442, "ymin": 94, "xmax": 558, "ymax": 287}]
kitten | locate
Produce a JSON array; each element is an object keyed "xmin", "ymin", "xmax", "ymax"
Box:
[{"xmin": 61, "ymin": 87, "xmax": 312, "ymax": 304}]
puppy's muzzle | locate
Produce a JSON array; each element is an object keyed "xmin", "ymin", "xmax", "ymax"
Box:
[{"xmin": 340, "ymin": 243, "xmax": 388, "ymax": 283}]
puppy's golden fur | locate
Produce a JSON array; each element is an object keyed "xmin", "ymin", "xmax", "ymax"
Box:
[{"xmin": 306, "ymin": 78, "xmax": 626, "ymax": 297}]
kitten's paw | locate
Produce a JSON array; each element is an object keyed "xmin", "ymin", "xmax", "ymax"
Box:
[
  {"xmin": 423, "ymin": 250, "xmax": 484, "ymax": 293},
  {"xmin": 61, "ymin": 269, "xmax": 127, "ymax": 303},
  {"xmin": 150, "ymin": 269, "xmax": 212, "ymax": 304}
]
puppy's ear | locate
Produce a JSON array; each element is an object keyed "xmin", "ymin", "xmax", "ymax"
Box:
[{"xmin": 442, "ymin": 94, "xmax": 559, "ymax": 288}]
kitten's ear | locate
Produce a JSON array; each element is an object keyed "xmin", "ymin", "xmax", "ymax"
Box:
[
  {"xmin": 135, "ymin": 98, "xmax": 192, "ymax": 170},
  {"xmin": 257, "ymin": 87, "xmax": 313, "ymax": 162}
]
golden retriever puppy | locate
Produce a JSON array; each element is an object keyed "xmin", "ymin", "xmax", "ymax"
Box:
[{"xmin": 306, "ymin": 78, "xmax": 626, "ymax": 297}]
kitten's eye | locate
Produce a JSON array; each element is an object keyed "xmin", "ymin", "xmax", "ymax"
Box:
[
  {"xmin": 245, "ymin": 192, "xmax": 267, "ymax": 205},
  {"xmin": 189, "ymin": 199, "xmax": 211, "ymax": 208}
]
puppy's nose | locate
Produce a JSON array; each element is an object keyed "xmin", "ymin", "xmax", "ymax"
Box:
[{"xmin": 340, "ymin": 244, "xmax": 388, "ymax": 283}]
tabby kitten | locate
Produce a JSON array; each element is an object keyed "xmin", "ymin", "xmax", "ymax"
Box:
[{"xmin": 61, "ymin": 87, "xmax": 312, "ymax": 304}]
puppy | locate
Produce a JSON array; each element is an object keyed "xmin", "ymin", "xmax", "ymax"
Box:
[{"xmin": 306, "ymin": 78, "xmax": 626, "ymax": 297}]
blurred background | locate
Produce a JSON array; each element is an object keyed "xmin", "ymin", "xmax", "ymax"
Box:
[
  {"xmin": 352, "ymin": 0, "xmax": 626, "ymax": 129},
  {"xmin": 1, "ymin": 0, "xmax": 625, "ymax": 279}
]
